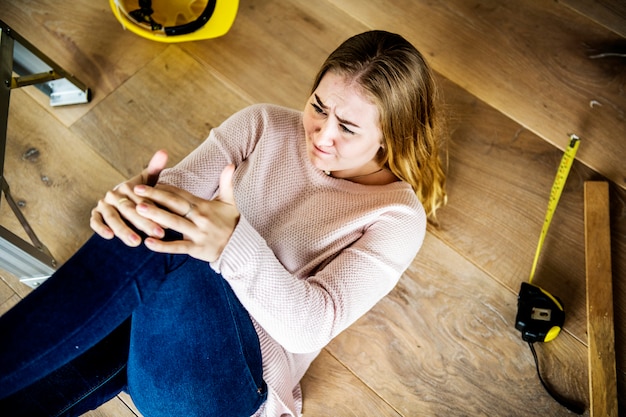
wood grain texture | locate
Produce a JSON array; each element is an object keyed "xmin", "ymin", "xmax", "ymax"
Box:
[
  {"xmin": 328, "ymin": 0, "xmax": 626, "ymax": 190},
  {"xmin": 1, "ymin": 90, "xmax": 126, "ymax": 263},
  {"xmin": 180, "ymin": 0, "xmax": 368, "ymax": 110},
  {"xmin": 561, "ymin": 0, "xmax": 626, "ymax": 37},
  {"xmin": 118, "ymin": 392, "xmax": 142, "ymax": 416},
  {"xmin": 0, "ymin": 1, "xmax": 167, "ymax": 127},
  {"xmin": 70, "ymin": 44, "xmax": 251, "ymax": 178},
  {"xmin": 0, "ymin": 0, "xmax": 624, "ymax": 415},
  {"xmin": 300, "ymin": 350, "xmax": 403, "ymax": 416},
  {"xmin": 584, "ymin": 181, "xmax": 618, "ymax": 417},
  {"xmin": 78, "ymin": 398, "xmax": 138, "ymax": 417},
  {"xmin": 0, "ymin": 275, "xmax": 22, "ymax": 315},
  {"xmin": 328, "ymin": 233, "xmax": 589, "ymax": 416},
  {"xmin": 434, "ymin": 76, "xmax": 626, "ymax": 349},
  {"xmin": 0, "ymin": 269, "xmax": 30, "ymax": 300},
  {"xmin": 1, "ymin": 0, "xmax": 127, "ymax": 67}
]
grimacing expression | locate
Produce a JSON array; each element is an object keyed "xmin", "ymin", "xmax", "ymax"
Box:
[{"xmin": 303, "ymin": 72, "xmax": 383, "ymax": 178}]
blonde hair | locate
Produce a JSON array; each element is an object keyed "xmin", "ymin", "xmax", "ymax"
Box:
[{"xmin": 311, "ymin": 30, "xmax": 447, "ymax": 219}]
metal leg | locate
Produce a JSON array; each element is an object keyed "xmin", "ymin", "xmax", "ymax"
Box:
[{"xmin": 0, "ymin": 20, "xmax": 91, "ymax": 288}]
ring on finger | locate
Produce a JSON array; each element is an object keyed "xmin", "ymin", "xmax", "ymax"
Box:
[
  {"xmin": 183, "ymin": 202, "xmax": 195, "ymax": 218},
  {"xmin": 117, "ymin": 197, "xmax": 130, "ymax": 209}
]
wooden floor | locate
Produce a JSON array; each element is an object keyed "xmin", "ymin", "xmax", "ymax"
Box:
[{"xmin": 1, "ymin": 0, "xmax": 625, "ymax": 416}]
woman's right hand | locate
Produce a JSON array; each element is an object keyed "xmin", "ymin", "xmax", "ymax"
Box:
[{"xmin": 90, "ymin": 150, "xmax": 169, "ymax": 246}]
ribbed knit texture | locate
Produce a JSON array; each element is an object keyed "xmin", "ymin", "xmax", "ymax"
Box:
[{"xmin": 159, "ymin": 104, "xmax": 426, "ymax": 416}]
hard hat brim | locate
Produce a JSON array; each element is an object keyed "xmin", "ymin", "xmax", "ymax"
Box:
[{"xmin": 110, "ymin": 0, "xmax": 239, "ymax": 42}]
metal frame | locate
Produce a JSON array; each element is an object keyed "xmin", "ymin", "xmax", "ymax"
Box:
[{"xmin": 0, "ymin": 20, "xmax": 91, "ymax": 288}]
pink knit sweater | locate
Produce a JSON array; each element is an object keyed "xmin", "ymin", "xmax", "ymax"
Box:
[{"xmin": 159, "ymin": 104, "xmax": 426, "ymax": 416}]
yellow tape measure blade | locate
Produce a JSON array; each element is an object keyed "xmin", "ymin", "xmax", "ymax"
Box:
[{"xmin": 528, "ymin": 134, "xmax": 580, "ymax": 283}]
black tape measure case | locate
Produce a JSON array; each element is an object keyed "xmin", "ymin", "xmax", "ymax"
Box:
[{"xmin": 515, "ymin": 282, "xmax": 564, "ymax": 343}]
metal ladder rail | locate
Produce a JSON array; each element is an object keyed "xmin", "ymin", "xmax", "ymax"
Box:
[{"xmin": 0, "ymin": 20, "xmax": 91, "ymax": 288}]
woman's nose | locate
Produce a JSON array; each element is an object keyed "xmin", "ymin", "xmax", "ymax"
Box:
[{"xmin": 315, "ymin": 121, "xmax": 336, "ymax": 146}]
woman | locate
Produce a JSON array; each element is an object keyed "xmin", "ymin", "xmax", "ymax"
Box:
[{"xmin": 0, "ymin": 30, "xmax": 446, "ymax": 416}]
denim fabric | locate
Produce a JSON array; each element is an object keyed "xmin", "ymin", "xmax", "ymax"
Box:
[
  {"xmin": 0, "ymin": 320, "xmax": 131, "ymax": 417},
  {"xmin": 0, "ymin": 231, "xmax": 266, "ymax": 416}
]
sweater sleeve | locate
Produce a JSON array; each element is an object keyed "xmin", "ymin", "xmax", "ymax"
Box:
[
  {"xmin": 157, "ymin": 104, "xmax": 268, "ymax": 198},
  {"xmin": 212, "ymin": 202, "xmax": 426, "ymax": 354}
]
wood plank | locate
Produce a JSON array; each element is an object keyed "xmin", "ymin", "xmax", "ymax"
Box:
[
  {"xmin": 0, "ymin": 0, "xmax": 167, "ymax": 127},
  {"xmin": 561, "ymin": 0, "xmax": 626, "ymax": 38},
  {"xmin": 0, "ymin": 274, "xmax": 22, "ymax": 315},
  {"xmin": 584, "ymin": 181, "xmax": 618, "ymax": 417},
  {"xmin": 118, "ymin": 392, "xmax": 142, "ymax": 416},
  {"xmin": 328, "ymin": 233, "xmax": 589, "ymax": 416},
  {"xmin": 81, "ymin": 397, "xmax": 139, "ymax": 417},
  {"xmin": 70, "ymin": 45, "xmax": 251, "ymax": 178},
  {"xmin": 0, "ymin": 270, "xmax": 30, "ymax": 301},
  {"xmin": 433, "ymin": 72, "xmax": 625, "ymax": 399},
  {"xmin": 1, "ymin": 90, "xmax": 126, "ymax": 264},
  {"xmin": 327, "ymin": 0, "xmax": 626, "ymax": 190},
  {"xmin": 180, "ymin": 0, "xmax": 368, "ymax": 109},
  {"xmin": 435, "ymin": 76, "xmax": 626, "ymax": 347},
  {"xmin": 1, "ymin": 0, "xmax": 624, "ymax": 415},
  {"xmin": 300, "ymin": 350, "xmax": 402, "ymax": 416}
]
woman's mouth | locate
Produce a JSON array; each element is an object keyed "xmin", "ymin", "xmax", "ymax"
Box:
[{"xmin": 312, "ymin": 144, "xmax": 332, "ymax": 156}]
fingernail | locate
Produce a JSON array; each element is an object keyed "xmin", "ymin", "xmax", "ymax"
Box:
[
  {"xmin": 135, "ymin": 185, "xmax": 146, "ymax": 194},
  {"xmin": 136, "ymin": 203, "xmax": 147, "ymax": 213}
]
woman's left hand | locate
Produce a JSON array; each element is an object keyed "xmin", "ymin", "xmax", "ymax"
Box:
[{"xmin": 133, "ymin": 164, "xmax": 239, "ymax": 262}]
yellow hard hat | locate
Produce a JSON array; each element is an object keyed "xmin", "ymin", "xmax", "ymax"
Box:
[{"xmin": 110, "ymin": 0, "xmax": 238, "ymax": 42}]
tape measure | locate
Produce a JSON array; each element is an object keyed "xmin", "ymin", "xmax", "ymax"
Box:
[
  {"xmin": 514, "ymin": 134, "xmax": 585, "ymax": 415},
  {"xmin": 528, "ymin": 134, "xmax": 581, "ymax": 284},
  {"xmin": 515, "ymin": 134, "xmax": 580, "ymax": 343}
]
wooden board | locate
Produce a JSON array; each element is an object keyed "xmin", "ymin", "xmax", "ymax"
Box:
[
  {"xmin": 0, "ymin": 1, "xmax": 167, "ymax": 127},
  {"xmin": 180, "ymin": 0, "xmax": 368, "ymax": 110},
  {"xmin": 1, "ymin": 0, "xmax": 625, "ymax": 415},
  {"xmin": 0, "ymin": 275, "xmax": 22, "ymax": 315},
  {"xmin": 432, "ymin": 76, "xmax": 618, "ymax": 345},
  {"xmin": 584, "ymin": 181, "xmax": 618, "ymax": 416},
  {"xmin": 301, "ymin": 350, "xmax": 402, "ymax": 416},
  {"xmin": 1, "ymin": 90, "xmax": 126, "ymax": 264},
  {"xmin": 70, "ymin": 45, "xmax": 251, "ymax": 178},
  {"xmin": 561, "ymin": 0, "xmax": 626, "ymax": 37},
  {"xmin": 118, "ymin": 392, "xmax": 142, "ymax": 416},
  {"xmin": 78, "ymin": 397, "xmax": 138, "ymax": 417},
  {"xmin": 328, "ymin": 233, "xmax": 589, "ymax": 416}
]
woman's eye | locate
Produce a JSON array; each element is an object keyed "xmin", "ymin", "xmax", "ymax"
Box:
[
  {"xmin": 340, "ymin": 124, "xmax": 355, "ymax": 135},
  {"xmin": 311, "ymin": 103, "xmax": 325, "ymax": 115}
]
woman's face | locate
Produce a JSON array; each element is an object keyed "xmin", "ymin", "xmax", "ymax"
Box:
[{"xmin": 303, "ymin": 72, "xmax": 383, "ymax": 178}]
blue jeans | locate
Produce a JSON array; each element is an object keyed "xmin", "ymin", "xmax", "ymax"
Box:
[{"xmin": 0, "ymin": 231, "xmax": 267, "ymax": 416}]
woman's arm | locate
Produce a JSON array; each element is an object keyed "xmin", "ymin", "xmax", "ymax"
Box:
[
  {"xmin": 89, "ymin": 105, "xmax": 267, "ymax": 248},
  {"xmin": 215, "ymin": 206, "xmax": 426, "ymax": 354}
]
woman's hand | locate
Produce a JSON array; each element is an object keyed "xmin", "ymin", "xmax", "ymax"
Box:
[
  {"xmin": 90, "ymin": 150, "xmax": 169, "ymax": 246},
  {"xmin": 133, "ymin": 164, "xmax": 240, "ymax": 263}
]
